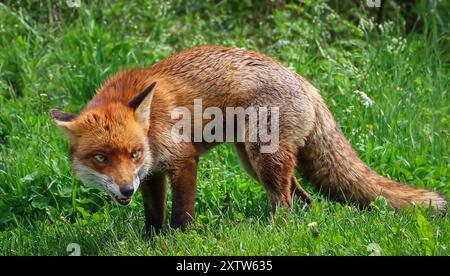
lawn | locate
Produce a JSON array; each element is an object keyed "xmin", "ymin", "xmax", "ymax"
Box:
[{"xmin": 0, "ymin": 0, "xmax": 448, "ymax": 256}]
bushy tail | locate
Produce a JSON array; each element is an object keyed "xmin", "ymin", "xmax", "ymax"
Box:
[{"xmin": 297, "ymin": 92, "xmax": 447, "ymax": 213}]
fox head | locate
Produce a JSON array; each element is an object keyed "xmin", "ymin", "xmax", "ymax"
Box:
[{"xmin": 50, "ymin": 82, "xmax": 157, "ymax": 206}]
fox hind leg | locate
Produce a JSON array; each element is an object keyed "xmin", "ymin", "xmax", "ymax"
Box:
[
  {"xmin": 234, "ymin": 142, "xmax": 259, "ymax": 180},
  {"xmin": 243, "ymin": 143, "xmax": 298, "ymax": 213},
  {"xmin": 235, "ymin": 142, "xmax": 312, "ymax": 206},
  {"xmin": 291, "ymin": 176, "xmax": 313, "ymax": 204}
]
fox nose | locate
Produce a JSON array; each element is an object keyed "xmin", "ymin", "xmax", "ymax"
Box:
[{"xmin": 120, "ymin": 185, "xmax": 134, "ymax": 197}]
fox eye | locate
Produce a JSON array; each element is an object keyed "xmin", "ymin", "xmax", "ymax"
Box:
[
  {"xmin": 93, "ymin": 154, "xmax": 107, "ymax": 164},
  {"xmin": 131, "ymin": 150, "xmax": 141, "ymax": 160}
]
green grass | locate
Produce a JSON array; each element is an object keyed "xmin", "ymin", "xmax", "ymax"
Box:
[{"xmin": 0, "ymin": 0, "xmax": 449, "ymax": 256}]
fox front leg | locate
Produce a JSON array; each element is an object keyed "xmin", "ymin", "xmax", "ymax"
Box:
[
  {"xmin": 168, "ymin": 156, "xmax": 199, "ymax": 230},
  {"xmin": 141, "ymin": 172, "xmax": 167, "ymax": 237}
]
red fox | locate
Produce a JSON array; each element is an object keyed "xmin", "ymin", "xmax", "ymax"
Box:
[{"xmin": 51, "ymin": 46, "xmax": 447, "ymax": 233}]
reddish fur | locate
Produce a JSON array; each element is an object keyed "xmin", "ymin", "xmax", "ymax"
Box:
[
  {"xmin": 68, "ymin": 103, "xmax": 146, "ymax": 187},
  {"xmin": 52, "ymin": 45, "xmax": 447, "ymax": 234}
]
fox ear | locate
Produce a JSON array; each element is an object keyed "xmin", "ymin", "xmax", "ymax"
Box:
[
  {"xmin": 128, "ymin": 82, "xmax": 156, "ymax": 130},
  {"xmin": 50, "ymin": 109, "xmax": 77, "ymax": 141}
]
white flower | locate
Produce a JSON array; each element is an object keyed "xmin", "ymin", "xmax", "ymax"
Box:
[
  {"xmin": 354, "ymin": 90, "xmax": 374, "ymax": 107},
  {"xmin": 387, "ymin": 37, "xmax": 406, "ymax": 54},
  {"xmin": 359, "ymin": 18, "xmax": 375, "ymax": 32}
]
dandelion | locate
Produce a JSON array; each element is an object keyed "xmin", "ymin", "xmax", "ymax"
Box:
[
  {"xmin": 308, "ymin": 221, "xmax": 319, "ymax": 237},
  {"xmin": 367, "ymin": 243, "xmax": 382, "ymax": 256}
]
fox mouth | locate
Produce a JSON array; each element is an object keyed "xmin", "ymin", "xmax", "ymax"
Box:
[
  {"xmin": 113, "ymin": 195, "xmax": 132, "ymax": 206},
  {"xmin": 73, "ymin": 160, "xmax": 137, "ymax": 207}
]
